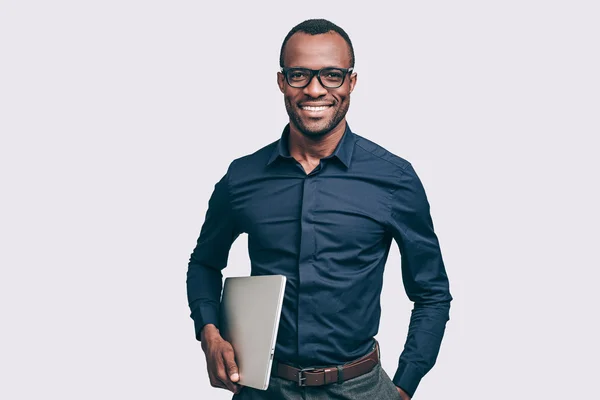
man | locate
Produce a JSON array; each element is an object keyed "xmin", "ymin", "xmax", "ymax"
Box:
[{"xmin": 187, "ymin": 19, "xmax": 452, "ymax": 399}]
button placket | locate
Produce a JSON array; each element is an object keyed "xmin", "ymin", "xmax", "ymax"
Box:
[{"xmin": 297, "ymin": 171, "xmax": 319, "ymax": 358}]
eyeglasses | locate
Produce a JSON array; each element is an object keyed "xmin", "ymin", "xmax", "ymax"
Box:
[{"xmin": 280, "ymin": 67, "xmax": 354, "ymax": 89}]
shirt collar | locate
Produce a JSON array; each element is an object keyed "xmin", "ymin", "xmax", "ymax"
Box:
[{"xmin": 267, "ymin": 123, "xmax": 356, "ymax": 168}]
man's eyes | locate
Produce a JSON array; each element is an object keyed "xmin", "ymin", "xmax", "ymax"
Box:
[
  {"xmin": 290, "ymin": 72, "xmax": 308, "ymax": 78},
  {"xmin": 324, "ymin": 71, "xmax": 343, "ymax": 79}
]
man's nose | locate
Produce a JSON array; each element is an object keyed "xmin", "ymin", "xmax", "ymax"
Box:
[{"xmin": 303, "ymin": 75, "xmax": 328, "ymax": 98}]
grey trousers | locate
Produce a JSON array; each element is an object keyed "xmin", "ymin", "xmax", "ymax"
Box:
[{"xmin": 232, "ymin": 363, "xmax": 401, "ymax": 400}]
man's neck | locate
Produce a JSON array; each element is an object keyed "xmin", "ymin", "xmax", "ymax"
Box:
[{"xmin": 288, "ymin": 120, "xmax": 346, "ymax": 168}]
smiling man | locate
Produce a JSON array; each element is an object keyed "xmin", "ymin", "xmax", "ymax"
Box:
[{"xmin": 187, "ymin": 19, "xmax": 452, "ymax": 400}]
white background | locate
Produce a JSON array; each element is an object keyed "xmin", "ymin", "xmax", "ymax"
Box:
[{"xmin": 1, "ymin": 1, "xmax": 599, "ymax": 399}]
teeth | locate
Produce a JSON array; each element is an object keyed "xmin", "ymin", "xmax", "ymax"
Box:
[{"xmin": 302, "ymin": 105, "xmax": 330, "ymax": 111}]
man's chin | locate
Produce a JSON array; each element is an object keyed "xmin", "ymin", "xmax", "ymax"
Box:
[
  {"xmin": 297, "ymin": 125, "xmax": 332, "ymax": 138},
  {"xmin": 292, "ymin": 117, "xmax": 333, "ymax": 137}
]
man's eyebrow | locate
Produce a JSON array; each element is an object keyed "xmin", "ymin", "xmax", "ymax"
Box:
[{"xmin": 285, "ymin": 66, "xmax": 348, "ymax": 69}]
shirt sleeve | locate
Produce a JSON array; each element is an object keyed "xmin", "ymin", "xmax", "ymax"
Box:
[
  {"xmin": 186, "ymin": 163, "xmax": 241, "ymax": 341},
  {"xmin": 387, "ymin": 162, "xmax": 452, "ymax": 397}
]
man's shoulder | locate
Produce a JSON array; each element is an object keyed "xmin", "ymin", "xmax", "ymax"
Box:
[
  {"xmin": 225, "ymin": 139, "xmax": 279, "ymax": 175},
  {"xmin": 353, "ymin": 132, "xmax": 412, "ymax": 172}
]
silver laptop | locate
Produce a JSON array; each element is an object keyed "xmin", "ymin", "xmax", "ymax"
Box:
[{"xmin": 220, "ymin": 275, "xmax": 287, "ymax": 390}]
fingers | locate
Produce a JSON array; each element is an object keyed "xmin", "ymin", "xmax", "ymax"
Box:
[
  {"xmin": 223, "ymin": 346, "xmax": 239, "ymax": 382},
  {"xmin": 221, "ymin": 346, "xmax": 241, "ymax": 393},
  {"xmin": 205, "ymin": 340, "xmax": 241, "ymax": 394},
  {"xmin": 207, "ymin": 356, "xmax": 227, "ymax": 390},
  {"xmin": 209, "ymin": 359, "xmax": 237, "ymax": 393}
]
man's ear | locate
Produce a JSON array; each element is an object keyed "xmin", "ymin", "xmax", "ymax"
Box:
[
  {"xmin": 277, "ymin": 72, "xmax": 285, "ymax": 93},
  {"xmin": 349, "ymin": 72, "xmax": 358, "ymax": 94}
]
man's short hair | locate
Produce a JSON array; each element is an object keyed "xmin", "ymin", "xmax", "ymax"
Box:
[{"xmin": 279, "ymin": 19, "xmax": 355, "ymax": 68}]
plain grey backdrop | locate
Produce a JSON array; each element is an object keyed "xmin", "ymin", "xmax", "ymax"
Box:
[{"xmin": 1, "ymin": 1, "xmax": 598, "ymax": 399}]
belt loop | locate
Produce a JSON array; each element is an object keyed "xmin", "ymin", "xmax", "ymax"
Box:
[{"xmin": 336, "ymin": 365, "xmax": 344, "ymax": 384}]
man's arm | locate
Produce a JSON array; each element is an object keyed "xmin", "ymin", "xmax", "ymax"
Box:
[
  {"xmin": 186, "ymin": 164, "xmax": 242, "ymax": 393},
  {"xmin": 388, "ymin": 163, "xmax": 452, "ymax": 398}
]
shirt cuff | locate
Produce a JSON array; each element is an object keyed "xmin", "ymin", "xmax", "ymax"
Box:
[
  {"xmin": 193, "ymin": 305, "xmax": 220, "ymax": 341},
  {"xmin": 392, "ymin": 362, "xmax": 424, "ymax": 398}
]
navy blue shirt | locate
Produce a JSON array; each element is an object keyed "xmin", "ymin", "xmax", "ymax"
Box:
[{"xmin": 187, "ymin": 124, "xmax": 452, "ymax": 396}]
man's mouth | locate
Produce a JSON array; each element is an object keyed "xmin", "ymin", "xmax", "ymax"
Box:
[{"xmin": 299, "ymin": 104, "xmax": 333, "ymax": 112}]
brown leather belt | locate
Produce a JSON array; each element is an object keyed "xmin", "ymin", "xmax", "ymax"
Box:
[{"xmin": 272, "ymin": 342, "xmax": 379, "ymax": 387}]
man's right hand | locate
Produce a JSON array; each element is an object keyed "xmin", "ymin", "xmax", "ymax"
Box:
[{"xmin": 200, "ymin": 324, "xmax": 241, "ymax": 394}]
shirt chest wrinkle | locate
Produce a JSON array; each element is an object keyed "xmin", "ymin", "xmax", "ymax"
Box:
[{"xmin": 235, "ymin": 172, "xmax": 389, "ymax": 271}]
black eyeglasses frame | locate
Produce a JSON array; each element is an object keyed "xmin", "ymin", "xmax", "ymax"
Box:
[{"xmin": 280, "ymin": 67, "xmax": 354, "ymax": 89}]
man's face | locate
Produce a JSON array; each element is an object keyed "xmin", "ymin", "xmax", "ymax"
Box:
[{"xmin": 278, "ymin": 32, "xmax": 357, "ymax": 138}]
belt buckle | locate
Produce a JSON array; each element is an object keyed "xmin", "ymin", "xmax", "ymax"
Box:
[{"xmin": 297, "ymin": 367, "xmax": 317, "ymax": 387}]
